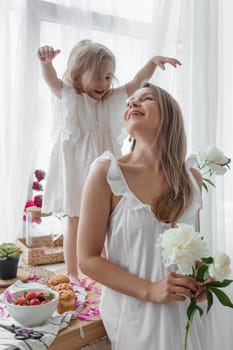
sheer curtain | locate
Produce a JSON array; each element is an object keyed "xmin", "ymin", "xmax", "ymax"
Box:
[
  {"xmin": 149, "ymin": 0, "xmax": 233, "ymax": 258},
  {"xmin": 0, "ymin": 0, "xmax": 232, "ymax": 262}
]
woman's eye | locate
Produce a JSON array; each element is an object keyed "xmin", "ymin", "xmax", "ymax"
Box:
[{"xmin": 143, "ymin": 96, "xmax": 153, "ymax": 102}]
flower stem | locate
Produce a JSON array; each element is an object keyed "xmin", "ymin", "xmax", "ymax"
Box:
[{"xmin": 184, "ymin": 317, "xmax": 192, "ymax": 350}]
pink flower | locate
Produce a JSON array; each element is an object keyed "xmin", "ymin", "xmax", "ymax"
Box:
[
  {"xmin": 34, "ymin": 195, "xmax": 42, "ymax": 208},
  {"xmin": 32, "ymin": 181, "xmax": 43, "ymax": 191},
  {"xmin": 34, "ymin": 169, "xmax": 46, "ymax": 182},
  {"xmin": 23, "ymin": 200, "xmax": 35, "ymax": 221}
]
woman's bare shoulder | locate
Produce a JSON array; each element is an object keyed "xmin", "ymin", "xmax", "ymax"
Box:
[{"xmin": 190, "ymin": 167, "xmax": 202, "ymax": 190}]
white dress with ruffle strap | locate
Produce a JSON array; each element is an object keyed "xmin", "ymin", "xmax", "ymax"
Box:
[
  {"xmin": 42, "ymin": 84, "xmax": 127, "ymax": 216},
  {"xmin": 92, "ymin": 151, "xmax": 232, "ymax": 350}
]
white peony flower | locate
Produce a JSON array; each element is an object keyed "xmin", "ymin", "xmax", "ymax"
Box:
[
  {"xmin": 209, "ymin": 251, "xmax": 231, "ymax": 282},
  {"xmin": 196, "ymin": 145, "xmax": 231, "ymax": 191},
  {"xmin": 206, "ymin": 145, "xmax": 228, "ymax": 165},
  {"xmin": 197, "ymin": 149, "xmax": 208, "ymax": 164},
  {"xmin": 157, "ymin": 223, "xmax": 209, "ymax": 275}
]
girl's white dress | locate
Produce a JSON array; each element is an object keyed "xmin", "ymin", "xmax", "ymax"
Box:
[
  {"xmin": 42, "ymin": 83, "xmax": 127, "ymax": 216},
  {"xmin": 93, "ymin": 151, "xmax": 233, "ymax": 350}
]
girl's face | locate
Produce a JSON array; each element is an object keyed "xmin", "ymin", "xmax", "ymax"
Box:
[
  {"xmin": 80, "ymin": 59, "xmax": 114, "ymax": 100},
  {"xmin": 124, "ymin": 87, "xmax": 160, "ymax": 137}
]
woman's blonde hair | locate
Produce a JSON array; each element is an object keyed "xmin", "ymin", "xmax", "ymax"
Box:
[
  {"xmin": 63, "ymin": 39, "xmax": 116, "ymax": 93},
  {"xmin": 137, "ymin": 82, "xmax": 193, "ymax": 223}
]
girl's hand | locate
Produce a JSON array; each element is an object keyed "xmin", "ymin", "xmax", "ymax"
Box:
[
  {"xmin": 152, "ymin": 56, "xmax": 182, "ymax": 70},
  {"xmin": 147, "ymin": 272, "xmax": 199, "ymax": 304},
  {"xmin": 37, "ymin": 46, "xmax": 61, "ymax": 63}
]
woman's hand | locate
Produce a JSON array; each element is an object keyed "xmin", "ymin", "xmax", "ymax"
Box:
[
  {"xmin": 147, "ymin": 272, "xmax": 199, "ymax": 304},
  {"xmin": 194, "ymin": 276, "xmax": 213, "ymax": 303},
  {"xmin": 37, "ymin": 46, "xmax": 61, "ymax": 63}
]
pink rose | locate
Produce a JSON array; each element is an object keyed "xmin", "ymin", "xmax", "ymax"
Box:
[
  {"xmin": 34, "ymin": 195, "xmax": 42, "ymax": 208},
  {"xmin": 23, "ymin": 200, "xmax": 35, "ymax": 221},
  {"xmin": 34, "ymin": 169, "xmax": 46, "ymax": 182},
  {"xmin": 32, "ymin": 181, "xmax": 43, "ymax": 191}
]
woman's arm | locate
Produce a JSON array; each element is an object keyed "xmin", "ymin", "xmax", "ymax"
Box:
[
  {"xmin": 78, "ymin": 161, "xmax": 199, "ymax": 303},
  {"xmin": 125, "ymin": 56, "xmax": 181, "ymax": 97}
]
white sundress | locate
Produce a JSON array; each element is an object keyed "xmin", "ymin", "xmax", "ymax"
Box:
[
  {"xmin": 42, "ymin": 83, "xmax": 127, "ymax": 217},
  {"xmin": 92, "ymin": 151, "xmax": 233, "ymax": 350}
]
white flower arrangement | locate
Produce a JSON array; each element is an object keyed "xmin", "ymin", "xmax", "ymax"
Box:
[
  {"xmin": 157, "ymin": 223, "xmax": 233, "ymax": 350},
  {"xmin": 197, "ymin": 145, "xmax": 231, "ymax": 191}
]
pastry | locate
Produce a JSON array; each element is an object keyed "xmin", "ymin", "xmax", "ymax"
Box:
[
  {"xmin": 48, "ymin": 274, "xmax": 70, "ymax": 286},
  {"xmin": 57, "ymin": 289, "xmax": 76, "ymax": 314},
  {"xmin": 53, "ymin": 283, "xmax": 74, "ymax": 292}
]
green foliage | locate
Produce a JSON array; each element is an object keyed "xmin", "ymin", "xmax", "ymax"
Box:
[{"xmin": 0, "ymin": 243, "xmax": 22, "ymax": 261}]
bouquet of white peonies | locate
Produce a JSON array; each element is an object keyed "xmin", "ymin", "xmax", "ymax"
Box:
[
  {"xmin": 157, "ymin": 223, "xmax": 233, "ymax": 350},
  {"xmin": 197, "ymin": 145, "xmax": 231, "ymax": 191}
]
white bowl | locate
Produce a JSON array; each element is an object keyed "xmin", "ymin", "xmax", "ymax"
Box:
[{"xmin": 5, "ymin": 287, "xmax": 58, "ymax": 327}]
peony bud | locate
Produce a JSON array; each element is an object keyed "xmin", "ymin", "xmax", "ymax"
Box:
[
  {"xmin": 34, "ymin": 169, "xmax": 46, "ymax": 182},
  {"xmin": 32, "ymin": 181, "xmax": 43, "ymax": 191}
]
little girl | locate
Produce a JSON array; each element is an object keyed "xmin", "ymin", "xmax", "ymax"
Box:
[{"xmin": 37, "ymin": 39, "xmax": 181, "ymax": 281}]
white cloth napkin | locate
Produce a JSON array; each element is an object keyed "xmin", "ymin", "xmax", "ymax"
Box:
[{"xmin": 0, "ymin": 280, "xmax": 73, "ymax": 350}]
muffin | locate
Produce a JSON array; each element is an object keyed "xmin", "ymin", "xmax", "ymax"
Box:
[
  {"xmin": 53, "ymin": 283, "xmax": 74, "ymax": 292},
  {"xmin": 48, "ymin": 274, "xmax": 70, "ymax": 286},
  {"xmin": 57, "ymin": 289, "xmax": 76, "ymax": 314}
]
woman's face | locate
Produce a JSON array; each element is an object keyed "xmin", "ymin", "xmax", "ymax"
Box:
[{"xmin": 124, "ymin": 87, "xmax": 160, "ymax": 137}]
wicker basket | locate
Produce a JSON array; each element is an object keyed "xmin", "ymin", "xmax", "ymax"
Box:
[{"xmin": 16, "ymin": 237, "xmax": 64, "ymax": 266}]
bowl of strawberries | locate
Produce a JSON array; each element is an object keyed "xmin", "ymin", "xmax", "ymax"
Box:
[{"xmin": 5, "ymin": 287, "xmax": 59, "ymax": 327}]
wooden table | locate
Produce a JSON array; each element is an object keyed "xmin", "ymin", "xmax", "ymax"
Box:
[
  {"xmin": 49, "ymin": 318, "xmax": 107, "ymax": 350},
  {"xmin": 48, "ymin": 269, "xmax": 108, "ymax": 349},
  {"xmin": 0, "ymin": 265, "xmax": 108, "ymax": 350}
]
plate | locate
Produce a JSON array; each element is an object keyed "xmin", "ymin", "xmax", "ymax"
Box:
[{"xmin": 0, "ymin": 267, "xmax": 30, "ymax": 287}]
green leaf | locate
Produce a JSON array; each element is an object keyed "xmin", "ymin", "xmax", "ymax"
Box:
[
  {"xmin": 196, "ymin": 264, "xmax": 209, "ymax": 282},
  {"xmin": 195, "ymin": 304, "xmax": 204, "ymax": 317},
  {"xmin": 187, "ymin": 300, "xmax": 197, "ymax": 320},
  {"xmin": 202, "ymin": 181, "xmax": 208, "ymax": 192},
  {"xmin": 201, "ymin": 256, "xmax": 214, "ymax": 264},
  {"xmin": 210, "ymin": 288, "xmax": 233, "ymax": 308},
  {"xmin": 206, "ymin": 279, "xmax": 233, "ymax": 288},
  {"xmin": 202, "ymin": 177, "xmax": 216, "ymax": 187},
  {"xmin": 206, "ymin": 288, "xmax": 213, "ymax": 313},
  {"xmin": 187, "ymin": 300, "xmax": 203, "ymax": 322}
]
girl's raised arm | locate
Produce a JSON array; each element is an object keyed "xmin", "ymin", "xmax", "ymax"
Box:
[
  {"xmin": 37, "ymin": 45, "xmax": 63, "ymax": 99},
  {"xmin": 126, "ymin": 56, "xmax": 181, "ymax": 97}
]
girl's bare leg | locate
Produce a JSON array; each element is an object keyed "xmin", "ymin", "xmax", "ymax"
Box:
[{"xmin": 63, "ymin": 216, "xmax": 79, "ymax": 281}]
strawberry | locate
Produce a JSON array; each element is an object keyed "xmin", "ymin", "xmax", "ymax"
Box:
[
  {"xmin": 25, "ymin": 291, "xmax": 36, "ymax": 300},
  {"xmin": 16, "ymin": 296, "xmax": 28, "ymax": 306},
  {"xmin": 29, "ymin": 298, "xmax": 41, "ymax": 306}
]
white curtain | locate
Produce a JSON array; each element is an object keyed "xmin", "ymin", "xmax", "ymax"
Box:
[
  {"xmin": 148, "ymin": 0, "xmax": 233, "ymax": 257},
  {"xmin": 0, "ymin": 0, "xmax": 232, "ymax": 262}
]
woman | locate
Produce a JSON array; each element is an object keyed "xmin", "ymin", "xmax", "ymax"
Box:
[{"xmin": 78, "ymin": 83, "xmax": 216, "ymax": 349}]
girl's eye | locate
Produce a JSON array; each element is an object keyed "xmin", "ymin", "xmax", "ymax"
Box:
[{"xmin": 105, "ymin": 76, "xmax": 112, "ymax": 81}]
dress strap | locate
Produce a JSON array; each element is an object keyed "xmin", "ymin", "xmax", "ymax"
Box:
[
  {"xmin": 91, "ymin": 151, "xmax": 129, "ymax": 196},
  {"xmin": 185, "ymin": 155, "xmax": 203, "ymax": 210}
]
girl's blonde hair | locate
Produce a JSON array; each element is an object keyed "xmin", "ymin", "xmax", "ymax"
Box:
[
  {"xmin": 137, "ymin": 82, "xmax": 193, "ymax": 223},
  {"xmin": 63, "ymin": 39, "xmax": 116, "ymax": 94}
]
